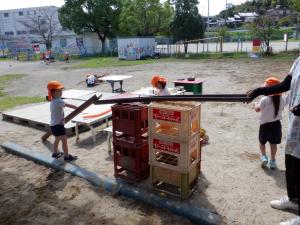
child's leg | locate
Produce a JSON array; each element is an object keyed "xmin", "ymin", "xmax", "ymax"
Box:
[
  {"xmin": 53, "ymin": 136, "xmax": 61, "ymax": 154},
  {"xmin": 61, "ymin": 135, "xmax": 69, "ymax": 157},
  {"xmin": 270, "ymin": 144, "xmax": 277, "ymax": 161},
  {"xmin": 259, "ymin": 143, "xmax": 266, "ymax": 156}
]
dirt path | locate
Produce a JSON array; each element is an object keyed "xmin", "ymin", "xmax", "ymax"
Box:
[{"xmin": 0, "ymin": 58, "xmax": 297, "ymax": 225}]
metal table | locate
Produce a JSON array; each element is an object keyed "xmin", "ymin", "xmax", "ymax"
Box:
[{"xmin": 98, "ymin": 75, "xmax": 133, "ymax": 93}]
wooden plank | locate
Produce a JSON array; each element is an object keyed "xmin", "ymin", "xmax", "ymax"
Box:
[{"xmin": 41, "ymin": 94, "xmax": 100, "ymax": 141}]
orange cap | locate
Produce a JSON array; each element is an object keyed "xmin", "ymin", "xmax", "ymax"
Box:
[
  {"xmin": 264, "ymin": 77, "xmax": 281, "ymax": 95},
  {"xmin": 151, "ymin": 75, "xmax": 167, "ymax": 87},
  {"xmin": 47, "ymin": 80, "xmax": 64, "ymax": 100}
]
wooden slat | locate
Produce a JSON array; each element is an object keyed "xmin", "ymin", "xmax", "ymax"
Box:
[{"xmin": 41, "ymin": 94, "xmax": 100, "ymax": 141}]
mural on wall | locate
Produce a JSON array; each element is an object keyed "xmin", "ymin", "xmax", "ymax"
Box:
[
  {"xmin": 118, "ymin": 39, "xmax": 155, "ymax": 60},
  {"xmin": 52, "ymin": 37, "xmax": 87, "ymax": 56}
]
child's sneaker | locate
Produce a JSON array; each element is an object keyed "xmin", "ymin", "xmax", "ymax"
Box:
[
  {"xmin": 269, "ymin": 160, "xmax": 277, "ymax": 169},
  {"xmin": 52, "ymin": 152, "xmax": 63, "ymax": 159},
  {"xmin": 260, "ymin": 155, "xmax": 268, "ymax": 167},
  {"xmin": 280, "ymin": 216, "xmax": 300, "ymax": 225},
  {"xmin": 64, "ymin": 154, "xmax": 78, "ymax": 162},
  {"xmin": 270, "ymin": 196, "xmax": 299, "ymax": 211}
]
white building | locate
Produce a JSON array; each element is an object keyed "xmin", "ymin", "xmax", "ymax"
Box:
[{"xmin": 0, "ymin": 6, "xmax": 105, "ymax": 56}]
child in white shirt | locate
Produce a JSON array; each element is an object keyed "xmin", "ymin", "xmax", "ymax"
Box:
[{"xmin": 254, "ymin": 77, "xmax": 285, "ymax": 169}]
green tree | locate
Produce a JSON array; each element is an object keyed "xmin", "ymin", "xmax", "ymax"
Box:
[
  {"xmin": 248, "ymin": 15, "xmax": 278, "ymax": 54},
  {"xmin": 59, "ymin": 0, "xmax": 121, "ymax": 54},
  {"xmin": 290, "ymin": 0, "xmax": 300, "ymax": 11},
  {"xmin": 171, "ymin": 0, "xmax": 204, "ymax": 54},
  {"xmin": 119, "ymin": 0, "xmax": 174, "ymax": 36}
]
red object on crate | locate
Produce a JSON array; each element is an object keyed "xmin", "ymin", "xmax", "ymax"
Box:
[
  {"xmin": 113, "ymin": 136, "xmax": 149, "ymax": 182},
  {"xmin": 112, "ymin": 103, "xmax": 148, "ymax": 143}
]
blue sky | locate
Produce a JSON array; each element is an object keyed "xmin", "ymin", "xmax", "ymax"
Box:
[{"xmin": 0, "ymin": 0, "xmax": 248, "ymax": 16}]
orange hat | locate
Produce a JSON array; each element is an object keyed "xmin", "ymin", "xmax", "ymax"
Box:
[
  {"xmin": 151, "ymin": 75, "xmax": 167, "ymax": 87},
  {"xmin": 264, "ymin": 77, "xmax": 281, "ymax": 95},
  {"xmin": 47, "ymin": 80, "xmax": 64, "ymax": 100}
]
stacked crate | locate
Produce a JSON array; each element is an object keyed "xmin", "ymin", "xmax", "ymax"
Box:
[
  {"xmin": 112, "ymin": 103, "xmax": 149, "ymax": 182},
  {"xmin": 148, "ymin": 101, "xmax": 202, "ymax": 198}
]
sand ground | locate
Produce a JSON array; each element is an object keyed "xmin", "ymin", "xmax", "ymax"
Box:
[{"xmin": 0, "ymin": 57, "xmax": 298, "ymax": 225}]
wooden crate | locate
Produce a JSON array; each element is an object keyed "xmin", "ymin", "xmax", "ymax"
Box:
[
  {"xmin": 148, "ymin": 101, "xmax": 201, "ymax": 141},
  {"xmin": 149, "ymin": 133, "xmax": 200, "ymax": 172},
  {"xmin": 150, "ymin": 161, "xmax": 200, "ymax": 199}
]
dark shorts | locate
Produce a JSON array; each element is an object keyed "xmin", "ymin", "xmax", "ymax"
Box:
[
  {"xmin": 259, "ymin": 120, "xmax": 282, "ymax": 145},
  {"xmin": 50, "ymin": 124, "xmax": 66, "ymax": 136}
]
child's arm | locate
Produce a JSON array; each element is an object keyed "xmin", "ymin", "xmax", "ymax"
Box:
[
  {"xmin": 254, "ymin": 102, "xmax": 261, "ymax": 112},
  {"xmin": 65, "ymin": 103, "xmax": 78, "ymax": 109}
]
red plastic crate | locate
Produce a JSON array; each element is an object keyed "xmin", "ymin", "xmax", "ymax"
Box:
[
  {"xmin": 113, "ymin": 137, "xmax": 149, "ymax": 182},
  {"xmin": 112, "ymin": 103, "xmax": 148, "ymax": 143}
]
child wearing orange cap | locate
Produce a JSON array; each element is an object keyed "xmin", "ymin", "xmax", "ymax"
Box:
[
  {"xmin": 151, "ymin": 75, "xmax": 171, "ymax": 96},
  {"xmin": 47, "ymin": 81, "xmax": 78, "ymax": 162},
  {"xmin": 254, "ymin": 77, "xmax": 286, "ymax": 169}
]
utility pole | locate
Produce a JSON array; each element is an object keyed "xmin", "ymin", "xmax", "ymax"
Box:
[{"xmin": 207, "ymin": 0, "xmax": 210, "ymax": 34}]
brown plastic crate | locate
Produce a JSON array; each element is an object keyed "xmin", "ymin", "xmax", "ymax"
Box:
[
  {"xmin": 113, "ymin": 137, "xmax": 149, "ymax": 182},
  {"xmin": 112, "ymin": 103, "xmax": 148, "ymax": 143}
]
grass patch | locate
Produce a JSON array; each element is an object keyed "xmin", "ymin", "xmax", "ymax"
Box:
[
  {"xmin": 0, "ymin": 57, "xmax": 10, "ymax": 61},
  {"xmin": 0, "ymin": 74, "xmax": 26, "ymax": 97},
  {"xmin": 73, "ymin": 57, "xmax": 160, "ymax": 68},
  {"xmin": 261, "ymin": 51, "xmax": 298, "ymax": 61},
  {"xmin": 0, "ymin": 96, "xmax": 45, "ymax": 111},
  {"xmin": 0, "ymin": 73, "xmax": 45, "ymax": 111}
]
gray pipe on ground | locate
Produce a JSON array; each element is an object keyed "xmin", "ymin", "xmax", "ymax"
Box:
[{"xmin": 1, "ymin": 141, "xmax": 220, "ymax": 225}]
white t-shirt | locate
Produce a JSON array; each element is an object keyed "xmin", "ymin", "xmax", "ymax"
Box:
[
  {"xmin": 86, "ymin": 75, "xmax": 96, "ymax": 85},
  {"xmin": 285, "ymin": 56, "xmax": 300, "ymax": 158},
  {"xmin": 50, "ymin": 98, "xmax": 65, "ymax": 126},
  {"xmin": 158, "ymin": 87, "xmax": 171, "ymax": 96},
  {"xmin": 257, "ymin": 96, "xmax": 285, "ymax": 125}
]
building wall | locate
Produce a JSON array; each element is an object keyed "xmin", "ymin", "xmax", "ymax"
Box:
[
  {"xmin": 0, "ymin": 6, "xmax": 105, "ymax": 56},
  {"xmin": 118, "ymin": 37, "xmax": 156, "ymax": 60}
]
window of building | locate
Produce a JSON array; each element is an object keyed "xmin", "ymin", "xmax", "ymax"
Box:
[
  {"xmin": 19, "ymin": 11, "xmax": 23, "ymax": 16},
  {"xmin": 5, "ymin": 31, "xmax": 14, "ymax": 36},
  {"xmin": 34, "ymin": 10, "xmax": 36, "ymax": 15},
  {"xmin": 17, "ymin": 31, "xmax": 27, "ymax": 35},
  {"xmin": 60, "ymin": 39, "xmax": 67, "ymax": 48},
  {"xmin": 4, "ymin": 13, "xmax": 9, "ymax": 17},
  {"xmin": 27, "ymin": 11, "xmax": 30, "ymax": 15},
  {"xmin": 30, "ymin": 30, "xmax": 37, "ymax": 34},
  {"xmin": 40, "ymin": 19, "xmax": 46, "ymax": 25}
]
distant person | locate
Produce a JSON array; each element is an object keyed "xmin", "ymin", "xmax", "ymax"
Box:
[
  {"xmin": 151, "ymin": 75, "xmax": 171, "ymax": 96},
  {"xmin": 49, "ymin": 50, "xmax": 54, "ymax": 63},
  {"xmin": 85, "ymin": 74, "xmax": 97, "ymax": 87},
  {"xmin": 247, "ymin": 57, "xmax": 300, "ymax": 225},
  {"xmin": 47, "ymin": 80, "xmax": 78, "ymax": 162},
  {"xmin": 64, "ymin": 51, "xmax": 69, "ymax": 63},
  {"xmin": 45, "ymin": 50, "xmax": 50, "ymax": 65},
  {"xmin": 254, "ymin": 77, "xmax": 285, "ymax": 169}
]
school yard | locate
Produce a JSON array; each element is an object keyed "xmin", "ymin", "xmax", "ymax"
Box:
[{"xmin": 0, "ymin": 56, "xmax": 297, "ymax": 225}]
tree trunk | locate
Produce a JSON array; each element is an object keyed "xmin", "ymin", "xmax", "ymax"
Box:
[
  {"xmin": 100, "ymin": 39, "xmax": 106, "ymax": 55},
  {"xmin": 96, "ymin": 31, "xmax": 106, "ymax": 55}
]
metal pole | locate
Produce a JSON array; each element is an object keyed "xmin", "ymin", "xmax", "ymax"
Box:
[
  {"xmin": 207, "ymin": 0, "xmax": 210, "ymax": 34},
  {"xmin": 94, "ymin": 94, "xmax": 250, "ymax": 105}
]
